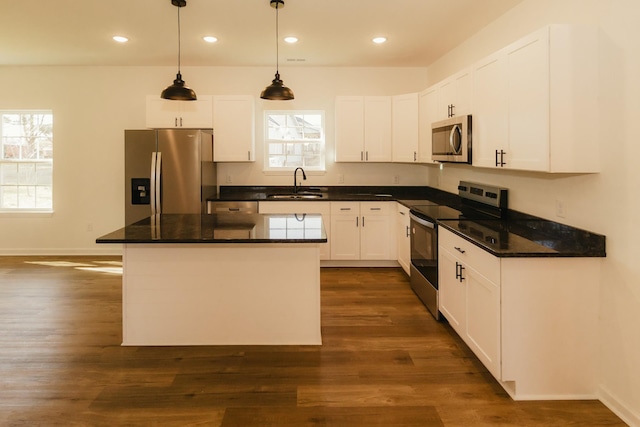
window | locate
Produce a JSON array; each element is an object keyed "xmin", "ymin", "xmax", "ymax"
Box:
[
  {"xmin": 264, "ymin": 111, "xmax": 325, "ymax": 171},
  {"xmin": 0, "ymin": 111, "xmax": 53, "ymax": 211}
]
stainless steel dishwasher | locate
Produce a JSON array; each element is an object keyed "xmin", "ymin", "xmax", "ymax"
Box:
[{"xmin": 206, "ymin": 201, "xmax": 258, "ymax": 214}]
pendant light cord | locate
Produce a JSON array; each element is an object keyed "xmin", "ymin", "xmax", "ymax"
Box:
[
  {"xmin": 275, "ymin": 2, "xmax": 279, "ymax": 75},
  {"xmin": 177, "ymin": 5, "xmax": 182, "ymax": 74}
]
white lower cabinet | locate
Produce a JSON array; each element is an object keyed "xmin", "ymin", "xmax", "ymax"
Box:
[
  {"xmin": 330, "ymin": 202, "xmax": 396, "ymax": 261},
  {"xmin": 438, "ymin": 227, "xmax": 600, "ymax": 399},
  {"xmin": 396, "ymin": 203, "xmax": 411, "ymax": 274},
  {"xmin": 258, "ymin": 201, "xmax": 330, "ymax": 260},
  {"xmin": 439, "ymin": 229, "xmax": 501, "ymax": 379}
]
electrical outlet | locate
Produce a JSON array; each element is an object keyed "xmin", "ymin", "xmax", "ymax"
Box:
[
  {"xmin": 555, "ymin": 199, "xmax": 566, "ymax": 218},
  {"xmin": 338, "ymin": 174, "xmax": 344, "ymax": 184},
  {"xmin": 226, "ymin": 175, "xmax": 232, "ymax": 184},
  {"xmin": 393, "ymin": 175, "xmax": 400, "ymax": 184}
]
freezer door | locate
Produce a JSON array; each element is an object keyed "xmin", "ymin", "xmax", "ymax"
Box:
[
  {"xmin": 157, "ymin": 129, "xmax": 203, "ymax": 214},
  {"xmin": 125, "ymin": 130, "xmax": 157, "ymax": 226}
]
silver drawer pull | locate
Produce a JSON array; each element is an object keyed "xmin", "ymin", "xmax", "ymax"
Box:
[
  {"xmin": 340, "ymin": 208, "xmax": 351, "ymax": 211},
  {"xmin": 454, "ymin": 246, "xmax": 466, "ymax": 254},
  {"xmin": 370, "ymin": 208, "xmax": 381, "ymax": 211}
]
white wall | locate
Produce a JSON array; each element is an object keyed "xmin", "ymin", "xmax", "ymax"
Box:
[
  {"xmin": 0, "ymin": 66, "xmax": 429, "ymax": 254},
  {"xmin": 423, "ymin": 0, "xmax": 640, "ymax": 424}
]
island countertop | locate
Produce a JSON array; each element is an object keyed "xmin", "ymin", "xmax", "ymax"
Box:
[{"xmin": 96, "ymin": 213, "xmax": 327, "ymax": 244}]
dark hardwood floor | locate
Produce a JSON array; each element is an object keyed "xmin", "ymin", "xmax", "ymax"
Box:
[{"xmin": 0, "ymin": 257, "xmax": 626, "ymax": 426}]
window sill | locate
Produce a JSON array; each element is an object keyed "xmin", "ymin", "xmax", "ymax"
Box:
[
  {"xmin": 263, "ymin": 170, "xmax": 326, "ymax": 176},
  {"xmin": 0, "ymin": 211, "xmax": 54, "ymax": 217}
]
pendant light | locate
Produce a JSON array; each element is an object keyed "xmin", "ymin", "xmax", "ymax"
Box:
[
  {"xmin": 260, "ymin": 0, "xmax": 294, "ymax": 100},
  {"xmin": 161, "ymin": 0, "xmax": 197, "ymax": 101}
]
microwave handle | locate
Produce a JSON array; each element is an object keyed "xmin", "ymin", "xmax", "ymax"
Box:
[{"xmin": 449, "ymin": 124, "xmax": 460, "ymax": 154}]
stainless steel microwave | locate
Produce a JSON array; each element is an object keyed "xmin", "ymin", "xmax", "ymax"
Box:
[{"xmin": 431, "ymin": 115, "xmax": 472, "ymax": 163}]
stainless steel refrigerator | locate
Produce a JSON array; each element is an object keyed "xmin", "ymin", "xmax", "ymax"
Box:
[{"xmin": 124, "ymin": 129, "xmax": 217, "ymax": 225}]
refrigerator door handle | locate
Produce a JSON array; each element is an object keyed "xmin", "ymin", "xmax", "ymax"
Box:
[
  {"xmin": 155, "ymin": 152, "xmax": 162, "ymax": 214},
  {"xmin": 150, "ymin": 152, "xmax": 157, "ymax": 216}
]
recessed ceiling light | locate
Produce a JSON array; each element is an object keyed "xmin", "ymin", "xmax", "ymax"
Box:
[
  {"xmin": 112, "ymin": 35, "xmax": 128, "ymax": 43},
  {"xmin": 284, "ymin": 36, "xmax": 298, "ymax": 44},
  {"xmin": 203, "ymin": 36, "xmax": 218, "ymax": 43},
  {"xmin": 372, "ymin": 37, "xmax": 387, "ymax": 44}
]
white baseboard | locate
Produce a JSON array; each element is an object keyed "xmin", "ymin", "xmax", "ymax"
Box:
[
  {"xmin": 0, "ymin": 247, "xmax": 123, "ymax": 256},
  {"xmin": 599, "ymin": 385, "xmax": 639, "ymax": 427},
  {"xmin": 320, "ymin": 260, "xmax": 400, "ymax": 268}
]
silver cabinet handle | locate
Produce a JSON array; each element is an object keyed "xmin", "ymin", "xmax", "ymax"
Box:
[
  {"xmin": 360, "ymin": 151, "xmax": 364, "ymax": 161},
  {"xmin": 356, "ymin": 216, "xmax": 359, "ymax": 227},
  {"xmin": 362, "ymin": 216, "xmax": 365, "ymax": 227},
  {"xmin": 405, "ymin": 225, "xmax": 410, "ymax": 237},
  {"xmin": 454, "ymin": 246, "xmax": 466, "ymax": 254},
  {"xmin": 366, "ymin": 151, "xmax": 369, "ymax": 161},
  {"xmin": 248, "ymin": 151, "xmax": 251, "ymax": 161},
  {"xmin": 370, "ymin": 207, "xmax": 381, "ymax": 211},
  {"xmin": 340, "ymin": 207, "xmax": 351, "ymax": 211}
]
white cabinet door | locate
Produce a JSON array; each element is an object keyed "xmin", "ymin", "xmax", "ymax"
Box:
[
  {"xmin": 417, "ymin": 87, "xmax": 438, "ymax": 164},
  {"xmin": 330, "ymin": 203, "xmax": 360, "ymax": 260},
  {"xmin": 436, "ymin": 69, "xmax": 471, "ymax": 120},
  {"xmin": 438, "ymin": 247, "xmax": 466, "ymax": 334},
  {"xmin": 258, "ymin": 201, "xmax": 331, "ymax": 260},
  {"xmin": 146, "ymin": 95, "xmax": 213, "ymax": 129},
  {"xmin": 396, "ymin": 204, "xmax": 411, "ymax": 274},
  {"xmin": 335, "ymin": 96, "xmax": 365, "ymax": 162},
  {"xmin": 392, "ymin": 93, "xmax": 419, "ymax": 163},
  {"xmin": 363, "ymin": 97, "xmax": 392, "ymax": 162},
  {"xmin": 360, "ymin": 202, "xmax": 395, "ymax": 260},
  {"xmin": 471, "ymin": 52, "xmax": 508, "ymax": 168},
  {"xmin": 505, "ymin": 28, "xmax": 550, "ymax": 171},
  {"xmin": 213, "ymin": 95, "xmax": 255, "ymax": 162},
  {"xmin": 465, "ymin": 265, "xmax": 501, "ymax": 379}
]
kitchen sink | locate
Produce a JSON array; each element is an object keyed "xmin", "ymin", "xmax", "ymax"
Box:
[{"xmin": 267, "ymin": 193, "xmax": 323, "ymax": 199}]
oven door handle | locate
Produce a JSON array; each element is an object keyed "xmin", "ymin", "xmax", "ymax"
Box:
[{"xmin": 409, "ymin": 213, "xmax": 435, "ymax": 229}]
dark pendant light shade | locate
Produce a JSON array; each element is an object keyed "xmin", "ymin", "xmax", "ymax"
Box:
[
  {"xmin": 161, "ymin": 0, "xmax": 197, "ymax": 101},
  {"xmin": 260, "ymin": 72, "xmax": 294, "ymax": 100},
  {"xmin": 261, "ymin": 0, "xmax": 294, "ymax": 100}
]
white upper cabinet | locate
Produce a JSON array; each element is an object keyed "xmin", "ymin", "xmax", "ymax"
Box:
[
  {"xmin": 472, "ymin": 25, "xmax": 599, "ymax": 172},
  {"xmin": 471, "ymin": 52, "xmax": 509, "ymax": 168},
  {"xmin": 335, "ymin": 96, "xmax": 392, "ymax": 162},
  {"xmin": 213, "ymin": 95, "xmax": 255, "ymax": 162},
  {"xmin": 435, "ymin": 68, "xmax": 471, "ymax": 121},
  {"xmin": 417, "ymin": 86, "xmax": 438, "ymax": 164},
  {"xmin": 391, "ymin": 93, "xmax": 419, "ymax": 163},
  {"xmin": 146, "ymin": 95, "xmax": 213, "ymax": 129}
]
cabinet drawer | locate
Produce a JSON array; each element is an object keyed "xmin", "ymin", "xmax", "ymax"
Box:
[
  {"xmin": 360, "ymin": 201, "xmax": 392, "ymax": 216},
  {"xmin": 331, "ymin": 202, "xmax": 360, "ymax": 215},
  {"xmin": 439, "ymin": 228, "xmax": 500, "ymax": 283}
]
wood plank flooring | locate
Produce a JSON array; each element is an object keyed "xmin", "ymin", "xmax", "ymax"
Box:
[{"xmin": 0, "ymin": 257, "xmax": 626, "ymax": 426}]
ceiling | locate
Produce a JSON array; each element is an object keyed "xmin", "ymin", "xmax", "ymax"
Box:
[{"xmin": 1, "ymin": 0, "xmax": 523, "ymax": 67}]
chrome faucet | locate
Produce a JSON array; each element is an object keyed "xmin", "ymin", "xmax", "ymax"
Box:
[{"xmin": 293, "ymin": 167, "xmax": 307, "ymax": 193}]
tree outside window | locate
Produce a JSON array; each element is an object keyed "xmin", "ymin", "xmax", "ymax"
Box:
[{"xmin": 0, "ymin": 111, "xmax": 53, "ymax": 211}]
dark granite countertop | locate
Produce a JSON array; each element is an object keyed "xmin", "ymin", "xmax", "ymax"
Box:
[
  {"xmin": 203, "ymin": 186, "xmax": 606, "ymax": 258},
  {"xmin": 96, "ymin": 213, "xmax": 327, "ymax": 244}
]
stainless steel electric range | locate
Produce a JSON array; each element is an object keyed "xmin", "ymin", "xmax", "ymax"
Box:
[{"xmin": 409, "ymin": 181, "xmax": 508, "ymax": 320}]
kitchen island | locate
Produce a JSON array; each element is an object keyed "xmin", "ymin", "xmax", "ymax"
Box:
[{"xmin": 96, "ymin": 213, "xmax": 327, "ymax": 346}]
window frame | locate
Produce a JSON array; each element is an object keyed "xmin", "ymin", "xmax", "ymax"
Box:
[
  {"xmin": 0, "ymin": 110, "xmax": 54, "ymax": 213},
  {"xmin": 263, "ymin": 110, "xmax": 326, "ymax": 173}
]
